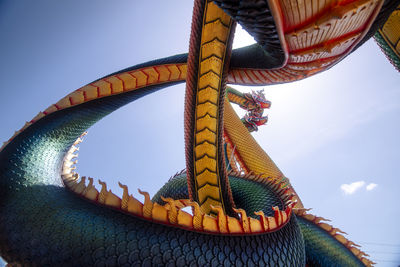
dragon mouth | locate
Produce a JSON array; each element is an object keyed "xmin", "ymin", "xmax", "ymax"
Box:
[{"xmin": 61, "ymin": 133, "xmax": 296, "ymax": 235}]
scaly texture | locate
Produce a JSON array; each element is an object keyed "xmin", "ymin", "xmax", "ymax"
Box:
[
  {"xmin": 0, "ymin": 83, "xmax": 304, "ymax": 265},
  {"xmin": 374, "ymin": 3, "xmax": 400, "ymax": 71},
  {"xmin": 1, "ymin": 0, "xmax": 398, "ymax": 265},
  {"xmin": 184, "ymin": 0, "xmax": 237, "ymax": 216}
]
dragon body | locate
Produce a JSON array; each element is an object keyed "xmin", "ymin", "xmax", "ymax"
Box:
[{"xmin": 1, "ymin": 0, "xmax": 399, "ymax": 266}]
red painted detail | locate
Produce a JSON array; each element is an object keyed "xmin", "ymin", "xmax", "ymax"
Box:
[
  {"xmin": 256, "ymin": 70, "xmax": 272, "ymax": 84},
  {"xmin": 284, "ymin": 5, "xmax": 333, "ymax": 33},
  {"xmin": 115, "ymin": 75, "xmax": 126, "ymax": 91},
  {"xmin": 127, "ymin": 72, "xmax": 138, "ymax": 88},
  {"xmin": 276, "ymin": 69, "xmax": 291, "ymax": 79},
  {"xmin": 165, "ymin": 65, "xmax": 173, "ymax": 81},
  {"xmin": 288, "ymin": 55, "xmax": 339, "ymax": 66},
  {"xmin": 326, "ymin": 29, "xmax": 362, "ymax": 47},
  {"xmin": 215, "ymin": 213, "xmax": 221, "ymax": 232},
  {"xmin": 250, "ymin": 70, "xmax": 263, "ymax": 83},
  {"xmin": 243, "ymin": 70, "xmax": 255, "ymax": 84},
  {"xmin": 54, "ymin": 104, "xmax": 61, "ymax": 110},
  {"xmin": 69, "ymin": 97, "xmax": 74, "ymax": 106},
  {"xmin": 104, "ymin": 79, "xmax": 113, "ymax": 94},
  {"xmin": 92, "ymin": 84, "xmax": 100, "ymax": 97},
  {"xmin": 259, "ymin": 214, "xmax": 269, "ymax": 232},
  {"xmin": 176, "ymin": 64, "xmax": 183, "ymax": 79},
  {"xmin": 229, "ymin": 214, "xmax": 245, "ymax": 233},
  {"xmin": 285, "ymin": 206, "xmax": 292, "ymax": 217},
  {"xmin": 236, "ymin": 70, "xmax": 245, "ymax": 84},
  {"xmin": 153, "ymin": 66, "xmax": 161, "ymax": 83},
  {"xmin": 274, "ymin": 208, "xmax": 280, "ymax": 226},
  {"xmin": 283, "ymin": 0, "xmax": 361, "ymax": 33},
  {"xmin": 230, "ymin": 70, "xmax": 237, "ymax": 83},
  {"xmin": 141, "ymin": 69, "xmax": 149, "ymax": 85},
  {"xmin": 265, "ymin": 71, "xmax": 279, "ymax": 82},
  {"xmin": 337, "ymin": 0, "xmax": 359, "ymax": 6},
  {"xmin": 289, "ymin": 28, "xmax": 363, "ymax": 55},
  {"xmin": 223, "ymin": 214, "xmax": 228, "ymax": 233},
  {"xmin": 83, "ymin": 90, "xmax": 88, "ymax": 101},
  {"xmin": 223, "ymin": 131, "xmax": 250, "ymax": 173},
  {"xmin": 43, "ymin": 111, "xmax": 48, "ymax": 115}
]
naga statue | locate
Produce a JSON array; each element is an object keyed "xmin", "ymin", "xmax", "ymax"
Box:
[{"xmin": 0, "ymin": 0, "xmax": 399, "ymax": 266}]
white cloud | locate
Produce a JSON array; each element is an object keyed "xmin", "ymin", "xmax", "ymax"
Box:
[
  {"xmin": 366, "ymin": 183, "xmax": 378, "ymax": 191},
  {"xmin": 341, "ymin": 181, "xmax": 365, "ymax": 195},
  {"xmin": 340, "ymin": 181, "xmax": 378, "ymax": 194}
]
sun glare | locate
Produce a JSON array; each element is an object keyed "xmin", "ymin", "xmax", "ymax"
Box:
[{"xmin": 232, "ymin": 25, "xmax": 256, "ymax": 49}]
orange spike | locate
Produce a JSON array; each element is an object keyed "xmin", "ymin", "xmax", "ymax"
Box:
[
  {"xmin": 267, "ymin": 216, "xmax": 277, "ymax": 230},
  {"xmin": 319, "ymin": 222, "xmax": 333, "ymax": 232},
  {"xmin": 98, "ymin": 180, "xmax": 108, "ymax": 204},
  {"xmin": 126, "ymin": 195, "xmax": 143, "ymax": 216},
  {"xmin": 285, "ymin": 203, "xmax": 294, "ymax": 217},
  {"xmin": 67, "ymin": 174, "xmax": 80, "ymax": 190},
  {"xmin": 280, "ymin": 210, "xmax": 288, "ymax": 225},
  {"xmin": 65, "ymin": 178, "xmax": 77, "ymax": 189},
  {"xmin": 303, "ymin": 213, "xmax": 316, "ymax": 221},
  {"xmin": 350, "ymin": 247, "xmax": 361, "ymax": 256},
  {"xmin": 70, "ymin": 146, "xmax": 79, "ymax": 154},
  {"xmin": 84, "ymin": 177, "xmax": 99, "ymax": 201},
  {"xmin": 118, "ymin": 182, "xmax": 129, "ymax": 210},
  {"xmin": 161, "ymin": 196, "xmax": 182, "ymax": 224},
  {"xmin": 234, "ymin": 208, "xmax": 250, "ymax": 233},
  {"xmin": 227, "ymin": 216, "xmax": 243, "ymax": 234},
  {"xmin": 104, "ymin": 189, "xmax": 121, "ymax": 208},
  {"xmin": 254, "ymin": 211, "xmax": 269, "ymax": 231},
  {"xmin": 293, "ymin": 208, "xmax": 312, "ymax": 216},
  {"xmin": 273, "ymin": 206, "xmax": 282, "ymax": 225},
  {"xmin": 138, "ymin": 189, "xmax": 153, "ymax": 219},
  {"xmin": 347, "ymin": 241, "xmax": 361, "ymax": 247},
  {"xmin": 152, "ymin": 203, "xmax": 168, "ymax": 223},
  {"xmin": 211, "ymin": 206, "xmax": 228, "ymax": 233},
  {"xmin": 334, "ymin": 234, "xmax": 348, "ymax": 245},
  {"xmin": 73, "ymin": 176, "xmax": 87, "ymax": 194},
  {"xmin": 177, "ymin": 209, "xmax": 193, "ymax": 229},
  {"xmin": 184, "ymin": 200, "xmax": 203, "ymax": 230},
  {"xmin": 202, "ymin": 214, "xmax": 218, "ymax": 232},
  {"xmin": 330, "ymin": 227, "xmax": 347, "ymax": 235},
  {"xmin": 249, "ymin": 217, "xmax": 263, "ymax": 233}
]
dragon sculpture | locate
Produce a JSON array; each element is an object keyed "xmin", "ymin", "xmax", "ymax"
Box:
[{"xmin": 0, "ymin": 0, "xmax": 399, "ymax": 266}]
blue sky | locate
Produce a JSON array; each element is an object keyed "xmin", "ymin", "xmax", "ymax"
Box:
[{"xmin": 1, "ymin": 1, "xmax": 399, "ymax": 265}]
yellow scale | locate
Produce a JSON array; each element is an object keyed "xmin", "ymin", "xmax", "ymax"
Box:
[
  {"xmin": 378, "ymin": 4, "xmax": 400, "ymax": 59},
  {"xmin": 192, "ymin": 1, "xmax": 235, "ymax": 215}
]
